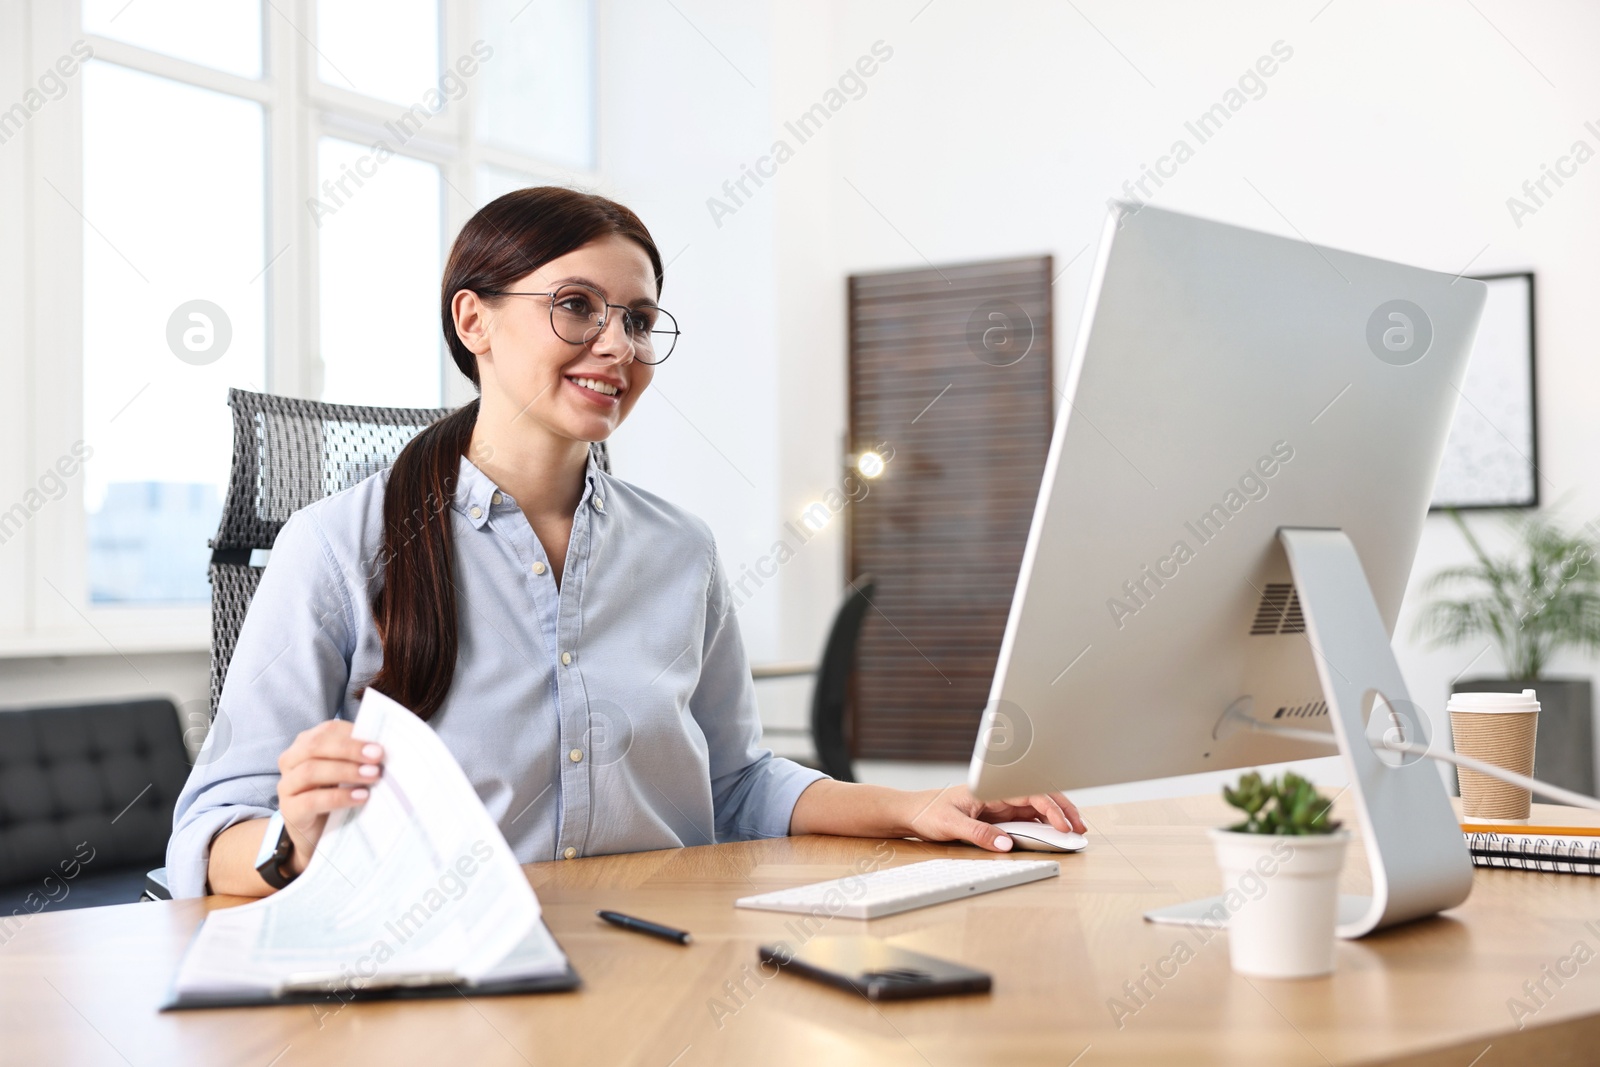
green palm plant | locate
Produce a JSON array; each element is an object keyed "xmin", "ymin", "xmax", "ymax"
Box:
[{"xmin": 1415, "ymin": 511, "xmax": 1600, "ymax": 680}]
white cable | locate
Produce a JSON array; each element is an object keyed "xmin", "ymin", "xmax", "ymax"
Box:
[
  {"xmin": 1379, "ymin": 738, "xmax": 1600, "ymax": 814},
  {"xmin": 1240, "ymin": 718, "xmax": 1600, "ymax": 815},
  {"xmin": 1254, "ymin": 723, "xmax": 1338, "ymax": 747}
]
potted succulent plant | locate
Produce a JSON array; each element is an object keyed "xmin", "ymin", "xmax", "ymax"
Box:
[
  {"xmin": 1210, "ymin": 771, "xmax": 1349, "ymax": 978},
  {"xmin": 1416, "ymin": 511, "xmax": 1600, "ymax": 796}
]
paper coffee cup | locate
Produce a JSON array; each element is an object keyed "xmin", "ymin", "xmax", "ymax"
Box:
[{"xmin": 1448, "ymin": 689, "xmax": 1539, "ymax": 820}]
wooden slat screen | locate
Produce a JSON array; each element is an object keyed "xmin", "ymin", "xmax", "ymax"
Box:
[{"xmin": 847, "ymin": 256, "xmax": 1054, "ymax": 761}]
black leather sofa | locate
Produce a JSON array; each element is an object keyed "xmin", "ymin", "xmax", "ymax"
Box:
[{"xmin": 0, "ymin": 699, "xmax": 189, "ymax": 918}]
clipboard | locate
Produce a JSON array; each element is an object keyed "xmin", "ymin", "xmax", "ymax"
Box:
[{"xmin": 160, "ymin": 920, "xmax": 581, "ymax": 1011}]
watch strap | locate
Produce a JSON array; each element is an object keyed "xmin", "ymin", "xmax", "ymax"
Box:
[{"xmin": 253, "ymin": 809, "xmax": 296, "ymax": 890}]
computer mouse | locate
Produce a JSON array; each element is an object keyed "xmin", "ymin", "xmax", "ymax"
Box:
[{"xmin": 993, "ymin": 821, "xmax": 1087, "ymax": 853}]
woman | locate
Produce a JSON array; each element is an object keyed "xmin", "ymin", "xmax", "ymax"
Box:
[{"xmin": 168, "ymin": 188, "xmax": 1085, "ymax": 897}]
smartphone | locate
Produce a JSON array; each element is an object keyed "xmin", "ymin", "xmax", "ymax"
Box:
[{"xmin": 758, "ymin": 936, "xmax": 992, "ymax": 1001}]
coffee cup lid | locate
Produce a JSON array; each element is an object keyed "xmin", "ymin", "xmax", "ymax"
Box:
[{"xmin": 1448, "ymin": 689, "xmax": 1540, "ymax": 713}]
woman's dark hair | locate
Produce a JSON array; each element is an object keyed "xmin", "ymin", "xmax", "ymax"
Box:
[{"xmin": 365, "ymin": 187, "xmax": 664, "ymax": 720}]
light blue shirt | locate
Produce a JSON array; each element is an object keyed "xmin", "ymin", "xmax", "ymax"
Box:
[{"xmin": 167, "ymin": 453, "xmax": 826, "ymax": 897}]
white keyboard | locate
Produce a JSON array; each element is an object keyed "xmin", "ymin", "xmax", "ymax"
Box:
[{"xmin": 735, "ymin": 859, "xmax": 1060, "ymax": 920}]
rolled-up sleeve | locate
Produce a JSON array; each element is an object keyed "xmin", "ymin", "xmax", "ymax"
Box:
[
  {"xmin": 692, "ymin": 542, "xmax": 828, "ymax": 842},
  {"xmin": 165, "ymin": 508, "xmax": 356, "ymax": 897}
]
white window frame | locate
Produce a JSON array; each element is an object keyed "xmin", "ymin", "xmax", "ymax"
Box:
[{"xmin": 2, "ymin": 0, "xmax": 598, "ymax": 657}]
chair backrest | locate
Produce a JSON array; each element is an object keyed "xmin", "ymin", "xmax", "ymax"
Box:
[
  {"xmin": 0, "ymin": 699, "xmax": 190, "ymax": 887},
  {"xmin": 207, "ymin": 389, "xmax": 450, "ymax": 717},
  {"xmin": 207, "ymin": 389, "xmax": 613, "ymax": 717},
  {"xmin": 809, "ymin": 576, "xmax": 877, "ymax": 783}
]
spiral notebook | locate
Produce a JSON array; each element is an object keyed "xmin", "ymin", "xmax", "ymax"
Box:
[{"xmin": 1464, "ymin": 825, "xmax": 1600, "ymax": 876}]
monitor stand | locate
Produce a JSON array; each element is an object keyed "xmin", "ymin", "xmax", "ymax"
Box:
[{"xmin": 1145, "ymin": 527, "xmax": 1474, "ymax": 939}]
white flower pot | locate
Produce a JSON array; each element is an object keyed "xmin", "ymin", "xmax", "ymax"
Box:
[{"xmin": 1208, "ymin": 828, "xmax": 1351, "ymax": 978}]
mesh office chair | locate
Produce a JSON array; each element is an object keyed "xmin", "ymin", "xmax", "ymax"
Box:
[
  {"xmin": 204, "ymin": 388, "xmax": 453, "ymax": 717},
  {"xmin": 144, "ymin": 387, "xmax": 610, "ymax": 899}
]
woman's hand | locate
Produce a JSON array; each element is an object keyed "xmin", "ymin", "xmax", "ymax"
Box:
[
  {"xmin": 790, "ymin": 779, "xmax": 1086, "ymax": 853},
  {"xmin": 900, "ymin": 784, "xmax": 1086, "ymax": 852},
  {"xmin": 275, "ymin": 720, "xmax": 383, "ymax": 876}
]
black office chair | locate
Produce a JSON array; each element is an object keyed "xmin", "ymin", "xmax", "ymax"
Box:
[
  {"xmin": 0, "ymin": 700, "xmax": 191, "ymax": 915},
  {"xmin": 146, "ymin": 389, "xmax": 615, "ymax": 900},
  {"xmin": 808, "ymin": 576, "xmax": 877, "ymax": 783}
]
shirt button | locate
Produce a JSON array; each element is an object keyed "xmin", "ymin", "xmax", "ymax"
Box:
[
  {"xmin": 561, "ymin": 651, "xmax": 572, "ymax": 666},
  {"xmin": 563, "ymin": 847, "xmax": 577, "ymax": 860},
  {"xmin": 492, "ymin": 492, "xmax": 503, "ymax": 505},
  {"xmin": 532, "ymin": 561, "xmax": 547, "ymax": 576},
  {"xmin": 569, "ymin": 748, "xmax": 583, "ymax": 763},
  {"xmin": 592, "ymin": 496, "xmax": 604, "ymax": 512},
  {"xmin": 469, "ymin": 505, "xmax": 482, "ymax": 519}
]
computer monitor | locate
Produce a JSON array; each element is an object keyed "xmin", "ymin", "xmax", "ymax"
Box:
[{"xmin": 967, "ymin": 201, "xmax": 1489, "ymax": 936}]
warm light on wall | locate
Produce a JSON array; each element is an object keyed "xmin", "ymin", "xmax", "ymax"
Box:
[
  {"xmin": 800, "ymin": 502, "xmax": 832, "ymax": 532},
  {"xmin": 855, "ymin": 451, "xmax": 886, "ymax": 479}
]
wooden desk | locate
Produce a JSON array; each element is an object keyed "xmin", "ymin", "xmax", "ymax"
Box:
[{"xmin": 5, "ymin": 794, "xmax": 1600, "ymax": 1066}]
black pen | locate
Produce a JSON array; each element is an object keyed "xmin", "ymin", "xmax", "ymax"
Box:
[{"xmin": 597, "ymin": 909, "xmax": 693, "ymax": 945}]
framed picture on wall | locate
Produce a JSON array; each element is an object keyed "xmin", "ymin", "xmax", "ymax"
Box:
[{"xmin": 1430, "ymin": 272, "xmax": 1538, "ymax": 510}]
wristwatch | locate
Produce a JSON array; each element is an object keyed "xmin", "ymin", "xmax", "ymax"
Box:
[{"xmin": 253, "ymin": 809, "xmax": 297, "ymax": 890}]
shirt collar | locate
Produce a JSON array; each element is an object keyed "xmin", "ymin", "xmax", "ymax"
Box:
[
  {"xmin": 454, "ymin": 450, "xmax": 606, "ymax": 530},
  {"xmin": 577, "ymin": 452, "xmax": 604, "ymax": 513}
]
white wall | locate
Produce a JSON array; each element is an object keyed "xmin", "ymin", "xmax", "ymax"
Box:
[
  {"xmin": 747, "ymin": 0, "xmax": 1600, "ymax": 789},
  {"xmin": 598, "ymin": 0, "xmax": 784, "ymax": 656},
  {"xmin": 0, "ymin": 652, "xmax": 207, "ymax": 757}
]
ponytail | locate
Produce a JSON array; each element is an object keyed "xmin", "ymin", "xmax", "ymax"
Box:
[{"xmin": 366, "ymin": 400, "xmax": 478, "ymax": 720}]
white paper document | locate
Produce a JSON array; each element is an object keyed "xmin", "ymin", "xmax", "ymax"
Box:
[{"xmin": 172, "ymin": 690, "xmax": 568, "ymax": 1000}]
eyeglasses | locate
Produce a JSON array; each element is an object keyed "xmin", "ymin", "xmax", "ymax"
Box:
[{"xmin": 479, "ymin": 282, "xmax": 680, "ymax": 365}]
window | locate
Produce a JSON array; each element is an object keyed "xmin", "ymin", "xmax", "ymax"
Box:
[
  {"xmin": 315, "ymin": 137, "xmax": 444, "ymax": 408},
  {"xmin": 81, "ymin": 60, "xmax": 266, "ymax": 603},
  {"xmin": 315, "ymin": 0, "xmax": 440, "ymax": 106},
  {"xmin": 8, "ymin": 0, "xmax": 595, "ymax": 649},
  {"xmin": 81, "ymin": 0, "xmax": 262, "ymax": 78},
  {"xmin": 475, "ymin": 0, "xmax": 595, "ymax": 169}
]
